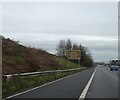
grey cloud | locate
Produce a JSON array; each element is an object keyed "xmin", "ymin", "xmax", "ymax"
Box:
[
  {"xmin": 2, "ymin": 2, "xmax": 117, "ymax": 37},
  {"xmin": 92, "ymin": 51, "xmax": 118, "ymax": 62},
  {"xmin": 2, "ymin": 2, "xmax": 118, "ymax": 62},
  {"xmin": 3, "ymin": 32, "xmax": 118, "ymax": 62}
]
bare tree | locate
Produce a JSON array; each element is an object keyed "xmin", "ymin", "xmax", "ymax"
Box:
[
  {"xmin": 56, "ymin": 40, "xmax": 66, "ymax": 56},
  {"xmin": 72, "ymin": 43, "xmax": 79, "ymax": 50},
  {"xmin": 66, "ymin": 39, "xmax": 72, "ymax": 50},
  {"xmin": 56, "ymin": 39, "xmax": 93, "ymax": 67}
]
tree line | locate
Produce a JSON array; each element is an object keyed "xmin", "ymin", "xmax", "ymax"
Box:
[{"xmin": 56, "ymin": 39, "xmax": 93, "ymax": 67}]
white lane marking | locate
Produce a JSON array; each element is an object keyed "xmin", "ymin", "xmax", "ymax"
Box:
[
  {"xmin": 4, "ymin": 68, "xmax": 87, "ymax": 100},
  {"xmin": 78, "ymin": 68, "xmax": 96, "ymax": 100}
]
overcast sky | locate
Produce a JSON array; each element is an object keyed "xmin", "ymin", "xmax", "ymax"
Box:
[{"xmin": 2, "ymin": 2, "xmax": 118, "ymax": 62}]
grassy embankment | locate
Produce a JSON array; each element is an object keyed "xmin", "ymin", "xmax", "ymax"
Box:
[
  {"xmin": 3, "ymin": 37, "xmax": 82, "ymax": 74},
  {"xmin": 2, "ymin": 37, "xmax": 90, "ymax": 98}
]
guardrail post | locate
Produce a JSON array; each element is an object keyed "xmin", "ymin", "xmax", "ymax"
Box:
[
  {"xmin": 62, "ymin": 71, "xmax": 64, "ymax": 77},
  {"xmin": 53, "ymin": 70, "xmax": 56, "ymax": 80},
  {"xmin": 41, "ymin": 73, "xmax": 43, "ymax": 84}
]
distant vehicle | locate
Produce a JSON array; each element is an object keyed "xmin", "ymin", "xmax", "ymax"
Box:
[
  {"xmin": 109, "ymin": 60, "xmax": 120, "ymax": 66},
  {"xmin": 110, "ymin": 65, "xmax": 118, "ymax": 71}
]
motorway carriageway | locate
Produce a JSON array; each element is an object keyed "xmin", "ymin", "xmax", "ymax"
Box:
[{"xmin": 5, "ymin": 66, "xmax": 118, "ymax": 99}]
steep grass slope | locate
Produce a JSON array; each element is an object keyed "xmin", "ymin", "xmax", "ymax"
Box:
[{"xmin": 2, "ymin": 37, "xmax": 79, "ymax": 74}]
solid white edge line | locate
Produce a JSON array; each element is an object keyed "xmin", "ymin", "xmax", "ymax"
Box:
[
  {"xmin": 78, "ymin": 68, "xmax": 96, "ymax": 100},
  {"xmin": 3, "ymin": 68, "xmax": 87, "ymax": 100}
]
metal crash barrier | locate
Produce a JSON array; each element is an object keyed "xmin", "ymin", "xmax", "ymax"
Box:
[{"xmin": 3, "ymin": 67, "xmax": 84, "ymax": 82}]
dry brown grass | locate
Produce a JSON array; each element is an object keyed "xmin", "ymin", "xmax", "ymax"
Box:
[
  {"xmin": 2, "ymin": 38, "xmax": 79, "ymax": 74},
  {"xmin": 2, "ymin": 38, "xmax": 58, "ymax": 74}
]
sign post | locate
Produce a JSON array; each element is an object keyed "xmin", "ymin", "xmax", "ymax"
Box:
[{"xmin": 67, "ymin": 50, "xmax": 81, "ymax": 65}]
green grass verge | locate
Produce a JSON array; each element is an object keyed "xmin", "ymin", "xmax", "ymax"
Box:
[
  {"xmin": 58, "ymin": 57, "xmax": 80, "ymax": 69},
  {"xmin": 2, "ymin": 67, "xmax": 90, "ymax": 98}
]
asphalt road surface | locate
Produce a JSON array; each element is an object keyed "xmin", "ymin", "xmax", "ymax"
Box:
[
  {"xmin": 7, "ymin": 68, "xmax": 95, "ymax": 99},
  {"xmin": 86, "ymin": 66, "xmax": 118, "ymax": 98},
  {"xmin": 6, "ymin": 66, "xmax": 118, "ymax": 99}
]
